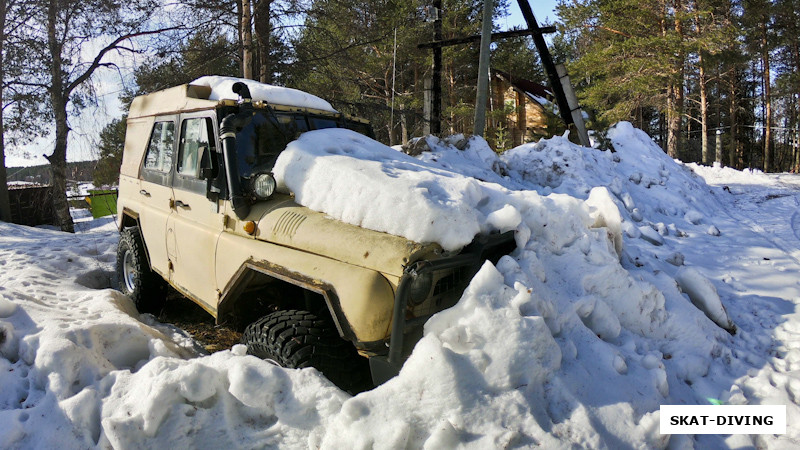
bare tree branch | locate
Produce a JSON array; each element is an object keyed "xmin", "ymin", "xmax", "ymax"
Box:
[{"xmin": 65, "ymin": 24, "xmax": 188, "ymax": 95}]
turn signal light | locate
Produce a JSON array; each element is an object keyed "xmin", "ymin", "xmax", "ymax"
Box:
[{"xmin": 243, "ymin": 221, "xmax": 256, "ymax": 235}]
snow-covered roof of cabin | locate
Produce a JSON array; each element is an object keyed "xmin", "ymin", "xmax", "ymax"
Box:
[{"xmin": 191, "ymin": 76, "xmax": 338, "ymax": 113}]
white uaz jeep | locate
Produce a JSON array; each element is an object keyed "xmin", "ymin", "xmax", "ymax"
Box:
[{"xmin": 115, "ymin": 77, "xmax": 514, "ymax": 391}]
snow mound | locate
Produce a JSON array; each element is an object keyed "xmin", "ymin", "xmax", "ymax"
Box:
[
  {"xmin": 675, "ymin": 267, "xmax": 735, "ymax": 332},
  {"xmin": 191, "ymin": 76, "xmax": 337, "ymax": 113},
  {"xmin": 274, "ymin": 129, "xmax": 534, "ymax": 251},
  {"xmin": 4, "ymin": 119, "xmax": 800, "ymax": 447}
]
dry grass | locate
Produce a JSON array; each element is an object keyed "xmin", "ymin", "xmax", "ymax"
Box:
[{"xmin": 158, "ymin": 293, "xmax": 242, "ymax": 353}]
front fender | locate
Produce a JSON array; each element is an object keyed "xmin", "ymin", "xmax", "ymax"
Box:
[{"xmin": 215, "ymin": 231, "xmax": 395, "ymax": 343}]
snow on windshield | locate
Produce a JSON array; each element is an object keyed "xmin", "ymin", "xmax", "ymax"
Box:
[{"xmin": 191, "ymin": 76, "xmax": 338, "ymax": 113}]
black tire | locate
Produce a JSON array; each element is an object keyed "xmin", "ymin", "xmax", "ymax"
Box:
[
  {"xmin": 241, "ymin": 309, "xmax": 372, "ymax": 393},
  {"xmin": 116, "ymin": 226, "xmax": 165, "ymax": 313}
]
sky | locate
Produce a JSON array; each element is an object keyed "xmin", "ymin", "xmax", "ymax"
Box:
[
  {"xmin": 4, "ymin": 1, "xmax": 562, "ymax": 169},
  {"xmin": 506, "ymin": 0, "xmax": 560, "ymax": 27}
]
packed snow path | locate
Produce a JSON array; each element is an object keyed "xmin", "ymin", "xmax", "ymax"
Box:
[{"xmin": 2, "ymin": 123, "xmax": 800, "ymax": 448}]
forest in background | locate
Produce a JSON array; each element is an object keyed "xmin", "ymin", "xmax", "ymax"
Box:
[{"xmin": 1, "ymin": 0, "xmax": 798, "ymax": 231}]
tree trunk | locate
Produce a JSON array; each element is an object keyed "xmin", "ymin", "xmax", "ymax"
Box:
[
  {"xmin": 794, "ymin": 40, "xmax": 800, "ymax": 172},
  {"xmin": 253, "ymin": 0, "xmax": 272, "ymax": 84},
  {"xmin": 448, "ymin": 64, "xmax": 456, "ymax": 134},
  {"xmin": 0, "ymin": 0, "xmax": 12, "ymax": 223},
  {"xmin": 47, "ymin": 104, "xmax": 74, "ymax": 232},
  {"xmin": 400, "ymin": 103, "xmax": 408, "ymax": 144},
  {"xmin": 665, "ymin": 0, "xmax": 684, "ymax": 159},
  {"xmin": 516, "ymin": 90, "xmax": 526, "ymax": 147},
  {"xmin": 762, "ymin": 22, "xmax": 772, "ymax": 172},
  {"xmin": 699, "ymin": 52, "xmax": 709, "ymax": 165},
  {"xmin": 666, "ymin": 83, "xmax": 682, "ymax": 159},
  {"xmin": 47, "ymin": 0, "xmax": 74, "ymax": 233},
  {"xmin": 729, "ymin": 74, "xmax": 739, "ymax": 169},
  {"xmin": 240, "ymin": 0, "xmax": 254, "ymax": 79},
  {"xmin": 0, "ymin": 102, "xmax": 10, "ymax": 223}
]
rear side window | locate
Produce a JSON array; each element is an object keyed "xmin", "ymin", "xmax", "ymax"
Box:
[{"xmin": 143, "ymin": 121, "xmax": 175, "ymax": 173}]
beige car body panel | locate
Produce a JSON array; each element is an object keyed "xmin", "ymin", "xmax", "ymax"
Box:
[
  {"xmin": 215, "ymin": 208, "xmax": 398, "ymax": 343},
  {"xmin": 117, "ymin": 83, "xmax": 444, "ymax": 344},
  {"xmin": 118, "ymin": 115, "xmax": 173, "ymax": 277}
]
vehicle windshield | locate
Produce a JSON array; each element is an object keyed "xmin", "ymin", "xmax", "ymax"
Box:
[{"xmin": 235, "ymin": 110, "xmax": 372, "ymax": 179}]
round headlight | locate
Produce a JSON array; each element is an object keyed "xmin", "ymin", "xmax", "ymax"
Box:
[
  {"xmin": 252, "ymin": 173, "xmax": 276, "ymax": 200},
  {"xmin": 408, "ymin": 271, "xmax": 433, "ymax": 306}
]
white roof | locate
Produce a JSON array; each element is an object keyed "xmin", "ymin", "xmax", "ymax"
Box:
[{"xmin": 191, "ymin": 76, "xmax": 338, "ymax": 113}]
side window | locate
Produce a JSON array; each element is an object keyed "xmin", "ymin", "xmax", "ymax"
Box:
[
  {"xmin": 143, "ymin": 121, "xmax": 175, "ymax": 173},
  {"xmin": 177, "ymin": 117, "xmax": 213, "ymax": 178}
]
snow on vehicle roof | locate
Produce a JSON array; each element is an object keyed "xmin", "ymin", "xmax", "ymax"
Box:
[{"xmin": 191, "ymin": 76, "xmax": 338, "ymax": 113}]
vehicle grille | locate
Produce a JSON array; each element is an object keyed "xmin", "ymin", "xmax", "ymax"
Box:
[
  {"xmin": 411, "ymin": 265, "xmax": 474, "ymax": 317},
  {"xmin": 432, "ymin": 265, "xmax": 471, "ymax": 297}
]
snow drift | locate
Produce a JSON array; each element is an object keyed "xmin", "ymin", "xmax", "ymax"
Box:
[{"xmin": 1, "ymin": 122, "xmax": 799, "ymax": 448}]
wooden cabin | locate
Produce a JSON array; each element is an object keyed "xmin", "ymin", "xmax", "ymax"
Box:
[{"xmin": 490, "ymin": 69, "xmax": 556, "ymax": 148}]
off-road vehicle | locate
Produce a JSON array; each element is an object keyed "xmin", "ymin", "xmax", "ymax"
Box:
[{"xmin": 115, "ymin": 77, "xmax": 514, "ymax": 391}]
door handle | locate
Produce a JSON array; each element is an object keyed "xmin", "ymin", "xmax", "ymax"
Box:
[
  {"xmin": 139, "ymin": 189, "xmax": 151, "ymax": 197},
  {"xmin": 174, "ymin": 200, "xmax": 190, "ymax": 209}
]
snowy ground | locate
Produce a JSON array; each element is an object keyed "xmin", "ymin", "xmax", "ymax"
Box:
[{"xmin": 2, "ymin": 122, "xmax": 800, "ymax": 448}]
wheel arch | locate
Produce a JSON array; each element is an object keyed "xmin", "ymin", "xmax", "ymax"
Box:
[
  {"xmin": 217, "ymin": 261, "xmax": 358, "ymax": 343},
  {"xmin": 117, "ymin": 209, "xmax": 154, "ymax": 272},
  {"xmin": 118, "ymin": 207, "xmax": 140, "ymax": 231}
]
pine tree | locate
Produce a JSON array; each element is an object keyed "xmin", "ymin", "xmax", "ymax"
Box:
[
  {"xmin": 92, "ymin": 118, "xmax": 126, "ymax": 187},
  {"xmin": 1, "ymin": 0, "xmax": 49, "ymax": 222},
  {"xmin": 288, "ymin": 0, "xmax": 511, "ymax": 143},
  {"xmin": 774, "ymin": 0, "xmax": 800, "ymax": 171},
  {"xmin": 557, "ymin": 0, "xmax": 688, "ymax": 148}
]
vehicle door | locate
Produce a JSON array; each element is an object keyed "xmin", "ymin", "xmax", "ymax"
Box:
[
  {"xmin": 138, "ymin": 117, "xmax": 177, "ymax": 277},
  {"xmin": 166, "ymin": 113, "xmax": 223, "ymax": 311}
]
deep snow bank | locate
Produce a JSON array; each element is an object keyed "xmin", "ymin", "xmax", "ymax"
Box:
[
  {"xmin": 272, "ymin": 123, "xmax": 755, "ymax": 446},
  {"xmin": 0, "ymin": 222, "xmax": 346, "ymax": 448},
  {"xmin": 2, "ymin": 121, "xmax": 798, "ymax": 448},
  {"xmin": 273, "ymin": 129, "xmax": 529, "ymax": 251}
]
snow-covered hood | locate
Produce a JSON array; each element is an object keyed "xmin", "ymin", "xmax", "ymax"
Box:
[{"xmin": 272, "ymin": 129, "xmax": 529, "ymax": 252}]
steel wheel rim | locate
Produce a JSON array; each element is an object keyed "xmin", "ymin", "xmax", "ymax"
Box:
[{"xmin": 123, "ymin": 249, "xmax": 136, "ymax": 292}]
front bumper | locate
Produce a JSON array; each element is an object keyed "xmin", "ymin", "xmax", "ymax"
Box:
[{"xmin": 369, "ymin": 230, "xmax": 516, "ymax": 385}]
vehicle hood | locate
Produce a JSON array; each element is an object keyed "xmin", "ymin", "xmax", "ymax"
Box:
[{"xmin": 249, "ymin": 198, "xmax": 440, "ymax": 277}]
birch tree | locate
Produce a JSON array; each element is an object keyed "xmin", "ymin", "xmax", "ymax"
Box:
[{"xmin": 32, "ymin": 0, "xmax": 186, "ymax": 231}]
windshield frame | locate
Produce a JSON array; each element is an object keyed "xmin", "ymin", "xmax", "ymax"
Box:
[{"xmin": 227, "ymin": 106, "xmax": 375, "ymax": 183}]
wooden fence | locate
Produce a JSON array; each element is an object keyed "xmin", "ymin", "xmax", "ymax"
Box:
[{"xmin": 7, "ymin": 185, "xmax": 55, "ymax": 227}]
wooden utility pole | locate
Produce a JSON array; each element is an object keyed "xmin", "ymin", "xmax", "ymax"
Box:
[
  {"xmin": 431, "ymin": 0, "xmax": 442, "ymax": 135},
  {"xmin": 516, "ymin": 0, "xmax": 589, "ymax": 147},
  {"xmin": 419, "ymin": 0, "xmax": 588, "ymax": 145},
  {"xmin": 473, "ymin": 0, "xmax": 493, "ymax": 137},
  {"xmin": 420, "ymin": 27, "xmax": 555, "ymax": 137},
  {"xmin": 516, "ymin": 1, "xmax": 571, "ymax": 129}
]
